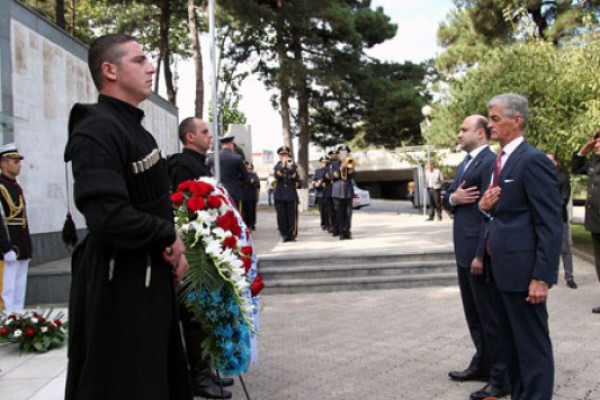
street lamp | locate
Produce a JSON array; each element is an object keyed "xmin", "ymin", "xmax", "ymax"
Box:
[{"xmin": 420, "ymin": 105, "xmax": 434, "ymax": 217}]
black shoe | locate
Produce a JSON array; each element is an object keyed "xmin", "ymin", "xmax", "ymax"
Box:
[
  {"xmin": 470, "ymin": 384, "xmax": 509, "ymax": 400},
  {"xmin": 448, "ymin": 369, "xmax": 488, "ymax": 382},
  {"xmin": 426, "ymin": 217, "xmax": 434, "ymax": 221},
  {"xmin": 332, "ymin": 231, "xmax": 340, "ymax": 237},
  {"xmin": 566, "ymin": 280, "xmax": 578, "ymax": 289},
  {"xmin": 593, "ymin": 306, "xmax": 600, "ymax": 314},
  {"xmin": 194, "ymin": 384, "xmax": 232, "ymax": 399},
  {"xmin": 212, "ymin": 374, "xmax": 234, "ymax": 387}
]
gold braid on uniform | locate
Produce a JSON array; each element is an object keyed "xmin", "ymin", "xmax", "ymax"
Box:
[{"xmin": 0, "ymin": 184, "xmax": 24, "ymax": 221}]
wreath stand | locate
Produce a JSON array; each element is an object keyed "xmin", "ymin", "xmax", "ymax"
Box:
[{"xmin": 216, "ymin": 372, "xmax": 252, "ymax": 400}]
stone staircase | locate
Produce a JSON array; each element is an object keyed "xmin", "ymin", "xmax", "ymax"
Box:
[{"xmin": 258, "ymin": 250, "xmax": 457, "ymax": 294}]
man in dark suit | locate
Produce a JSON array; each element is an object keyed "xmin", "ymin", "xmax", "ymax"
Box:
[
  {"xmin": 168, "ymin": 117, "xmax": 234, "ymax": 399},
  {"xmin": 209, "ymin": 133, "xmax": 248, "ymax": 210},
  {"xmin": 444, "ymin": 115, "xmax": 509, "ymax": 400},
  {"xmin": 479, "ymin": 93, "xmax": 562, "ymax": 400},
  {"xmin": 572, "ymin": 130, "xmax": 600, "ymax": 313}
]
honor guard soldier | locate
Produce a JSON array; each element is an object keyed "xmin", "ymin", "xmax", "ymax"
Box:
[
  {"xmin": 0, "ymin": 143, "xmax": 32, "ymax": 312},
  {"xmin": 311, "ymin": 156, "xmax": 330, "ymax": 231},
  {"xmin": 168, "ymin": 117, "xmax": 234, "ymax": 399},
  {"xmin": 274, "ymin": 146, "xmax": 300, "ymax": 242},
  {"xmin": 332, "ymin": 144, "xmax": 355, "ymax": 240},
  {"xmin": 209, "ymin": 132, "xmax": 248, "ymax": 210},
  {"xmin": 241, "ymin": 162, "xmax": 260, "ymax": 231},
  {"xmin": 325, "ymin": 150, "xmax": 338, "ymax": 235}
]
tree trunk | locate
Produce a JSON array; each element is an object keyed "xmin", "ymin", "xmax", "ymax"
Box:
[
  {"xmin": 291, "ymin": 31, "xmax": 309, "ymax": 186},
  {"xmin": 154, "ymin": 51, "xmax": 163, "ymax": 93},
  {"xmin": 188, "ymin": 0, "xmax": 204, "ymax": 117},
  {"xmin": 56, "ymin": 0, "xmax": 66, "ymax": 29},
  {"xmin": 160, "ymin": 0, "xmax": 177, "ymax": 104},
  {"xmin": 276, "ymin": 19, "xmax": 294, "ymax": 157}
]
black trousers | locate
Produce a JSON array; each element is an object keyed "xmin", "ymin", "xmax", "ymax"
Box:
[
  {"xmin": 427, "ymin": 188, "xmax": 442, "ymax": 219},
  {"xmin": 591, "ymin": 232, "xmax": 600, "ymax": 282},
  {"xmin": 457, "ymin": 265, "xmax": 490, "ymax": 374},
  {"xmin": 317, "ymin": 197, "xmax": 330, "ymax": 229},
  {"xmin": 275, "ymin": 199, "xmax": 298, "ymax": 240},
  {"xmin": 241, "ymin": 200, "xmax": 257, "ymax": 229},
  {"xmin": 485, "ymin": 269, "xmax": 553, "ymax": 400},
  {"xmin": 333, "ymin": 198, "xmax": 352, "ymax": 236},
  {"xmin": 179, "ymin": 303, "xmax": 212, "ymax": 386},
  {"xmin": 325, "ymin": 196, "xmax": 336, "ymax": 233}
]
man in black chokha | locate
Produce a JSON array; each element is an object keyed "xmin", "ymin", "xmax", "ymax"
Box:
[
  {"xmin": 0, "ymin": 143, "xmax": 32, "ymax": 312},
  {"xmin": 274, "ymin": 146, "xmax": 301, "ymax": 242},
  {"xmin": 64, "ymin": 33, "xmax": 192, "ymax": 400},
  {"xmin": 325, "ymin": 150, "xmax": 339, "ymax": 235},
  {"xmin": 311, "ymin": 156, "xmax": 330, "ymax": 231},
  {"xmin": 332, "ymin": 144, "xmax": 355, "ymax": 240}
]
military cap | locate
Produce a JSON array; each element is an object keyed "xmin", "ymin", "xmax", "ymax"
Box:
[
  {"xmin": 327, "ymin": 149, "xmax": 339, "ymax": 156},
  {"xmin": 0, "ymin": 143, "xmax": 24, "ymax": 160},
  {"xmin": 337, "ymin": 144, "xmax": 351, "ymax": 153},
  {"xmin": 277, "ymin": 146, "xmax": 291, "ymax": 155},
  {"xmin": 219, "ymin": 132, "xmax": 235, "ymax": 143}
]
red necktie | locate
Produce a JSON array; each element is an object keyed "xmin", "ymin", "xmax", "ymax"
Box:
[{"xmin": 492, "ymin": 151, "xmax": 505, "ymax": 187}]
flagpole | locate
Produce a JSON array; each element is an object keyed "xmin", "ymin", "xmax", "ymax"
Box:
[{"xmin": 209, "ymin": 0, "xmax": 220, "ymax": 180}]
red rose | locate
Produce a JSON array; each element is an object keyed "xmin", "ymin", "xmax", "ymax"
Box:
[
  {"xmin": 171, "ymin": 191, "xmax": 185, "ymax": 207},
  {"xmin": 8, "ymin": 315, "xmax": 17, "ymax": 320},
  {"xmin": 187, "ymin": 196, "xmax": 206, "ymax": 213},
  {"xmin": 177, "ymin": 181, "xmax": 194, "ymax": 192},
  {"xmin": 0, "ymin": 326, "xmax": 9, "ymax": 336},
  {"xmin": 223, "ymin": 236, "xmax": 237, "ymax": 249},
  {"xmin": 241, "ymin": 246, "xmax": 253, "ymax": 257},
  {"xmin": 24, "ymin": 327, "xmax": 36, "ymax": 338},
  {"xmin": 207, "ymin": 195, "xmax": 222, "ymax": 209},
  {"xmin": 251, "ymin": 275, "xmax": 264, "ymax": 297},
  {"xmin": 190, "ymin": 181, "xmax": 214, "ymax": 197},
  {"xmin": 242, "ymin": 257, "xmax": 252, "ymax": 273},
  {"xmin": 49, "ymin": 324, "xmax": 57, "ymax": 331},
  {"xmin": 37, "ymin": 316, "xmax": 46, "ymax": 323},
  {"xmin": 231, "ymin": 225, "xmax": 242, "ymax": 238},
  {"xmin": 54, "ymin": 319, "xmax": 63, "ymax": 326},
  {"xmin": 216, "ymin": 215, "xmax": 232, "ymax": 230}
]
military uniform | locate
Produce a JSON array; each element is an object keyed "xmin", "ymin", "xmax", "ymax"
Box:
[
  {"xmin": 274, "ymin": 147, "xmax": 300, "ymax": 242},
  {"xmin": 332, "ymin": 145, "xmax": 355, "ymax": 240},
  {"xmin": 241, "ymin": 169, "xmax": 260, "ymax": 230},
  {"xmin": 64, "ymin": 95, "xmax": 191, "ymax": 400},
  {"xmin": 209, "ymin": 147, "xmax": 248, "ymax": 210},
  {"xmin": 0, "ymin": 144, "xmax": 32, "ymax": 312},
  {"xmin": 311, "ymin": 158, "xmax": 330, "ymax": 231},
  {"xmin": 324, "ymin": 151, "xmax": 338, "ymax": 234}
]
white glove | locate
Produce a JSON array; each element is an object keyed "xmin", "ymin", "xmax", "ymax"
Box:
[{"xmin": 4, "ymin": 250, "xmax": 17, "ymax": 262}]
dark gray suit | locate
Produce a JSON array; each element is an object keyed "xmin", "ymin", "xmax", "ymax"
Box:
[{"xmin": 482, "ymin": 140, "xmax": 562, "ymax": 400}]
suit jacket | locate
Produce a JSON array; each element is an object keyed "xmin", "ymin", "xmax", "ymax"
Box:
[
  {"xmin": 168, "ymin": 148, "xmax": 210, "ymax": 190},
  {"xmin": 482, "ymin": 140, "xmax": 562, "ymax": 292},
  {"xmin": 444, "ymin": 146, "xmax": 496, "ymax": 268},
  {"xmin": 572, "ymin": 152, "xmax": 600, "ymax": 232},
  {"xmin": 209, "ymin": 148, "xmax": 248, "ymax": 204}
]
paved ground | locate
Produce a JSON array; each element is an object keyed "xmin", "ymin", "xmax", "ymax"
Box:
[{"xmin": 2, "ymin": 200, "xmax": 600, "ymax": 400}]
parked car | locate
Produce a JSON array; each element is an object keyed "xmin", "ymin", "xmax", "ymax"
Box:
[
  {"xmin": 352, "ymin": 186, "xmax": 371, "ymax": 209},
  {"xmin": 308, "ymin": 186, "xmax": 371, "ymax": 209}
]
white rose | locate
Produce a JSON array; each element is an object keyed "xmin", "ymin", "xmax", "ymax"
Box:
[
  {"xmin": 30, "ymin": 317, "xmax": 38, "ymax": 324},
  {"xmin": 14, "ymin": 329, "xmax": 22, "ymax": 338},
  {"xmin": 41, "ymin": 326, "xmax": 48, "ymax": 333}
]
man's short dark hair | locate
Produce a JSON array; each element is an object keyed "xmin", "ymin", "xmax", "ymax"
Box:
[
  {"xmin": 88, "ymin": 34, "xmax": 136, "ymax": 90},
  {"xmin": 178, "ymin": 117, "xmax": 197, "ymax": 144},
  {"xmin": 474, "ymin": 116, "xmax": 491, "ymax": 140}
]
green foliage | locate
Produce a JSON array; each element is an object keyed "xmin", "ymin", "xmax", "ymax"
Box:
[{"xmin": 428, "ymin": 36, "xmax": 600, "ymax": 165}]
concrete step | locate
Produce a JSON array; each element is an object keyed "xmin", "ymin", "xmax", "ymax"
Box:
[
  {"xmin": 260, "ymin": 260, "xmax": 456, "ymax": 280},
  {"xmin": 263, "ymin": 272, "xmax": 458, "ymax": 294},
  {"xmin": 258, "ymin": 250, "xmax": 454, "ymax": 269},
  {"xmin": 26, "ymin": 258, "xmax": 71, "ymax": 306}
]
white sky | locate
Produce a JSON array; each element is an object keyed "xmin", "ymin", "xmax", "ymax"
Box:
[{"xmin": 174, "ymin": 0, "xmax": 454, "ymax": 155}]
